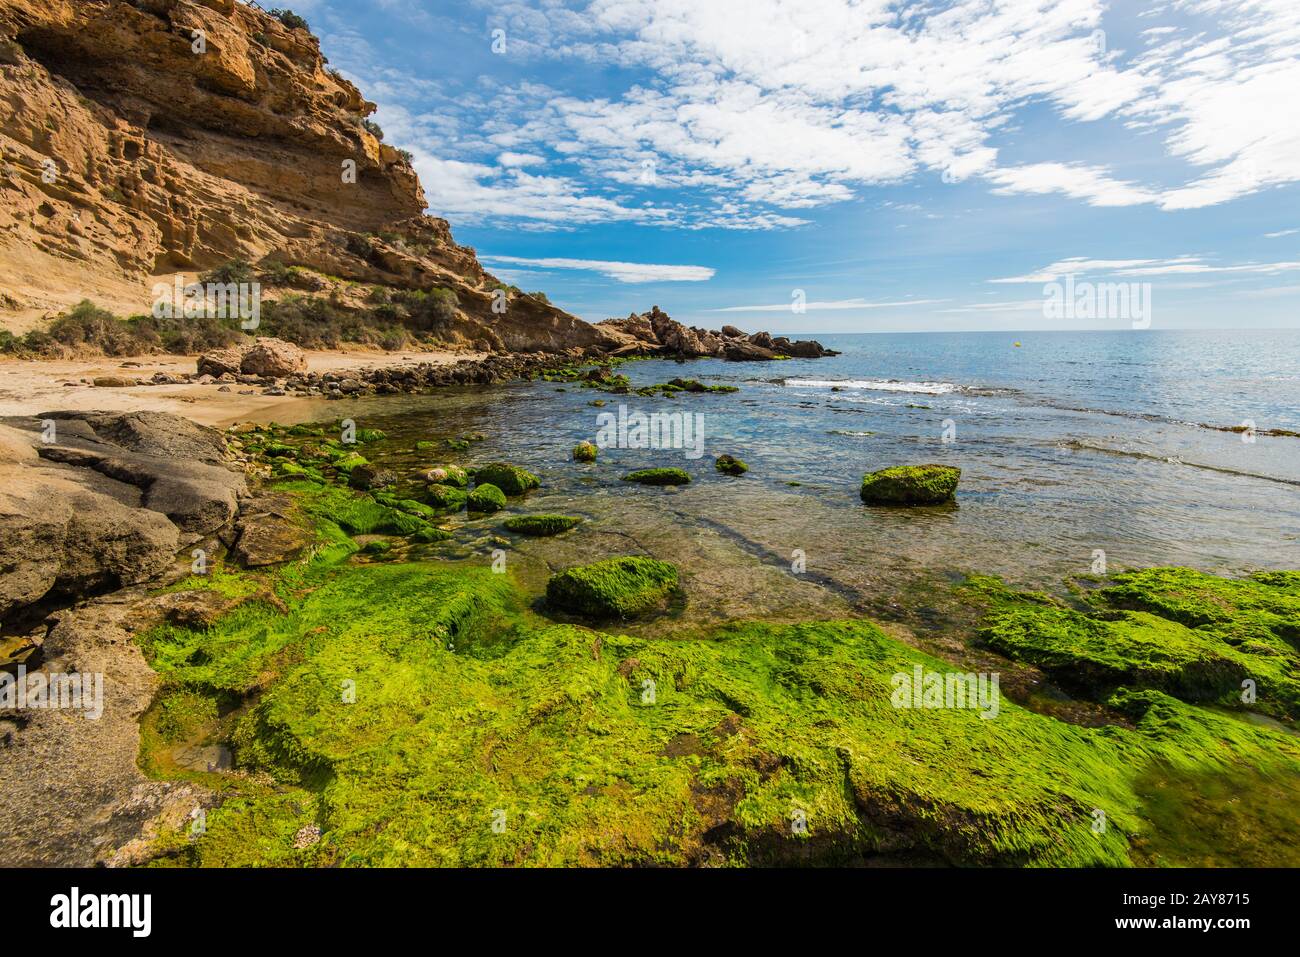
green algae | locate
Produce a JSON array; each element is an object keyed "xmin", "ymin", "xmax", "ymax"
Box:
[
  {"xmin": 545, "ymin": 556, "xmax": 679, "ymax": 620},
  {"xmin": 423, "ymin": 464, "xmax": 468, "ymax": 487},
  {"xmin": 715, "ymin": 454, "xmax": 748, "ymax": 476},
  {"xmin": 424, "ymin": 484, "xmax": 468, "ymax": 511},
  {"xmin": 133, "ymin": 441, "xmax": 1300, "ymax": 867},
  {"xmin": 860, "ymin": 464, "xmax": 960, "ymax": 505},
  {"xmin": 146, "ymin": 562, "xmax": 1300, "ymax": 867},
  {"xmin": 622, "ymin": 467, "xmax": 692, "ymax": 486},
  {"xmin": 474, "ymin": 462, "xmax": 540, "ymax": 496},
  {"xmin": 502, "ymin": 515, "xmax": 581, "ymax": 537},
  {"xmin": 467, "ymin": 483, "xmax": 506, "ymax": 513},
  {"xmin": 973, "ymin": 571, "xmax": 1300, "ymax": 719},
  {"xmin": 572, "ymin": 441, "xmax": 598, "ymax": 463}
]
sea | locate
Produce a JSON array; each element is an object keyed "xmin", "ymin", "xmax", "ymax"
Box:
[{"xmin": 259, "ymin": 328, "xmax": 1300, "ymax": 634}]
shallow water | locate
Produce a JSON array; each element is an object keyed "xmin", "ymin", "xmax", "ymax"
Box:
[{"xmin": 250, "ymin": 329, "xmax": 1300, "ymax": 635}]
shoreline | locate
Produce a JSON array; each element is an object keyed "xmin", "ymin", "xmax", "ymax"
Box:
[{"xmin": 0, "ymin": 348, "xmax": 487, "ymax": 427}]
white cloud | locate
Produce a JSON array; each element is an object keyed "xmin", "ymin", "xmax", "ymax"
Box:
[
  {"xmin": 1265, "ymin": 228, "xmax": 1299, "ymax": 238},
  {"xmin": 497, "ymin": 152, "xmax": 546, "ymax": 167},
  {"xmin": 335, "ymin": 0, "xmax": 1300, "ymax": 227},
  {"xmin": 479, "ymin": 255, "xmax": 716, "ymax": 282},
  {"xmin": 989, "ymin": 255, "xmax": 1300, "ymax": 283}
]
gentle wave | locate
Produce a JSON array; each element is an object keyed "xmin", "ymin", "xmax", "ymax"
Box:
[
  {"xmin": 1045, "ymin": 401, "xmax": 1300, "ymax": 438},
  {"xmin": 1060, "ymin": 439, "xmax": 1300, "ymax": 487},
  {"xmin": 784, "ymin": 378, "xmax": 958, "ymax": 395}
]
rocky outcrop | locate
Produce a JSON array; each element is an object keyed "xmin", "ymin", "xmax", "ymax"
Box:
[
  {"xmin": 0, "ymin": 408, "xmax": 249, "ymax": 866},
  {"xmin": 0, "ymin": 0, "xmax": 620, "ymax": 354},
  {"xmin": 598, "ymin": 306, "xmax": 836, "ymax": 361},
  {"xmin": 0, "ymin": 410, "xmax": 245, "ymax": 631}
]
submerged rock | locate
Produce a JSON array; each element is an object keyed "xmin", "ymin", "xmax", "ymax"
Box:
[
  {"xmin": 546, "ymin": 556, "xmax": 680, "ymax": 620},
  {"xmin": 715, "ymin": 454, "xmax": 748, "ymax": 476},
  {"xmin": 859, "ymin": 464, "xmax": 960, "ymax": 505},
  {"xmin": 622, "ymin": 467, "xmax": 692, "ymax": 486},
  {"xmin": 503, "ymin": 515, "xmax": 581, "ymax": 536}
]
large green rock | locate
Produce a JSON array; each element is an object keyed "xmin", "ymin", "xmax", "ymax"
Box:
[
  {"xmin": 860, "ymin": 464, "xmax": 959, "ymax": 505},
  {"xmin": 425, "ymin": 484, "xmax": 468, "ymax": 511},
  {"xmin": 546, "ymin": 556, "xmax": 679, "ymax": 619},
  {"xmin": 474, "ymin": 462, "xmax": 540, "ymax": 496},
  {"xmin": 467, "ymin": 483, "xmax": 507, "ymax": 513}
]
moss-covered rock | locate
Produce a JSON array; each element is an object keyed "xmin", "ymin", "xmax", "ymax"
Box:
[
  {"xmin": 474, "ymin": 462, "xmax": 540, "ymax": 496},
  {"xmin": 860, "ymin": 464, "xmax": 959, "ymax": 505},
  {"xmin": 424, "ymin": 484, "xmax": 468, "ymax": 511},
  {"xmin": 147, "ymin": 556, "xmax": 1300, "ymax": 868},
  {"xmin": 503, "ymin": 515, "xmax": 581, "ymax": 537},
  {"xmin": 467, "ymin": 483, "xmax": 507, "ymax": 513},
  {"xmin": 361, "ymin": 540, "xmax": 392, "ymax": 556},
  {"xmin": 622, "ymin": 467, "xmax": 692, "ymax": 486},
  {"xmin": 546, "ymin": 556, "xmax": 680, "ymax": 620},
  {"xmin": 715, "ymin": 454, "xmax": 748, "ymax": 476},
  {"xmin": 972, "ymin": 569, "xmax": 1300, "ymax": 719},
  {"xmin": 420, "ymin": 464, "xmax": 468, "ymax": 488},
  {"xmin": 572, "ymin": 441, "xmax": 598, "ymax": 463},
  {"xmin": 331, "ymin": 451, "xmax": 369, "ymax": 474}
]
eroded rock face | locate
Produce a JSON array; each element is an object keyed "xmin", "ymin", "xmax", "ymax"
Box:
[
  {"xmin": 597, "ymin": 306, "xmax": 837, "ymax": 361},
  {"xmin": 0, "ymin": 411, "xmax": 246, "ymax": 623},
  {"xmin": 0, "ymin": 0, "xmax": 623, "ymax": 354}
]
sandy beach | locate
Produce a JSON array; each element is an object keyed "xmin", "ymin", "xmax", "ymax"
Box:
[{"xmin": 0, "ymin": 348, "xmax": 484, "ymax": 427}]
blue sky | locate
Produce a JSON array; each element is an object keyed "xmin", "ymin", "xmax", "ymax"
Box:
[{"xmin": 285, "ymin": 0, "xmax": 1298, "ymax": 334}]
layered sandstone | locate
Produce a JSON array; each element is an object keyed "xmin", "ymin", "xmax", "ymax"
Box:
[{"xmin": 0, "ymin": 0, "xmax": 619, "ymax": 352}]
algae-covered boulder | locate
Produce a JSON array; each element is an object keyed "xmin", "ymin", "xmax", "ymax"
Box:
[
  {"xmin": 425, "ymin": 484, "xmax": 468, "ymax": 511},
  {"xmin": 572, "ymin": 441, "xmax": 598, "ymax": 463},
  {"xmin": 622, "ymin": 467, "xmax": 691, "ymax": 486},
  {"xmin": 420, "ymin": 465, "xmax": 468, "ymax": 488},
  {"xmin": 546, "ymin": 556, "xmax": 679, "ymax": 619},
  {"xmin": 474, "ymin": 462, "xmax": 540, "ymax": 496},
  {"xmin": 467, "ymin": 483, "xmax": 507, "ymax": 513},
  {"xmin": 715, "ymin": 454, "xmax": 748, "ymax": 476},
  {"xmin": 332, "ymin": 451, "xmax": 368, "ymax": 474},
  {"xmin": 503, "ymin": 515, "xmax": 581, "ymax": 537},
  {"xmin": 860, "ymin": 464, "xmax": 959, "ymax": 505},
  {"xmin": 348, "ymin": 464, "xmax": 396, "ymax": 491}
]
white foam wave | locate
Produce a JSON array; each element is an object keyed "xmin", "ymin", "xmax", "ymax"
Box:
[{"xmin": 784, "ymin": 378, "xmax": 959, "ymax": 395}]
